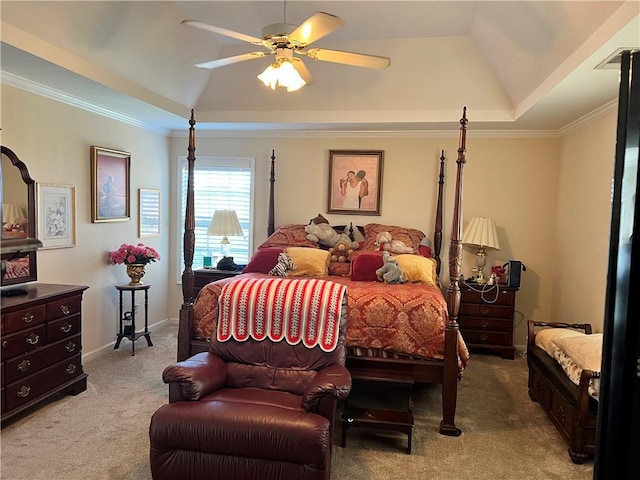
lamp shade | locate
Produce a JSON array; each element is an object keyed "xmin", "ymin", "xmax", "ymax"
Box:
[
  {"xmin": 2, "ymin": 203, "xmax": 25, "ymax": 224},
  {"xmin": 207, "ymin": 210, "xmax": 243, "ymax": 237},
  {"xmin": 462, "ymin": 217, "xmax": 500, "ymax": 251}
]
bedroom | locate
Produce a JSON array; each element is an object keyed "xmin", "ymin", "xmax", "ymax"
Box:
[{"xmin": 1, "ymin": 1, "xmax": 638, "ymax": 478}]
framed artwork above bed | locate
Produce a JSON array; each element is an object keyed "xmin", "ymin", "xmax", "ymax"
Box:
[{"xmin": 327, "ymin": 150, "xmax": 383, "ymax": 215}]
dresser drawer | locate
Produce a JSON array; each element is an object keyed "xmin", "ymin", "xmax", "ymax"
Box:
[
  {"xmin": 459, "ymin": 316, "xmax": 512, "ymax": 332},
  {"xmin": 459, "ymin": 303, "xmax": 513, "ymax": 319},
  {"xmin": 47, "ymin": 295, "xmax": 82, "ymax": 321},
  {"xmin": 4, "ymin": 334, "xmax": 82, "ymax": 384},
  {"xmin": 460, "ymin": 287, "xmax": 515, "ymax": 306},
  {"xmin": 47, "ymin": 315, "xmax": 81, "ymax": 343},
  {"xmin": 2, "ymin": 305, "xmax": 47, "ymax": 335},
  {"xmin": 462, "ymin": 329, "xmax": 511, "ymax": 347},
  {"xmin": 5, "ymin": 354, "xmax": 83, "ymax": 411},
  {"xmin": 2, "ymin": 324, "xmax": 47, "ymax": 359}
]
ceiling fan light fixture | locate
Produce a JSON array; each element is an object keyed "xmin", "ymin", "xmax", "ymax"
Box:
[{"xmin": 257, "ymin": 59, "xmax": 306, "ymax": 92}]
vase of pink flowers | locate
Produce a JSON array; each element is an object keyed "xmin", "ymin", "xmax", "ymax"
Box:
[{"xmin": 109, "ymin": 243, "xmax": 161, "ymax": 285}]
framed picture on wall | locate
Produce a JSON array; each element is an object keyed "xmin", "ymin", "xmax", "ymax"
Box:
[
  {"xmin": 327, "ymin": 150, "xmax": 383, "ymax": 215},
  {"xmin": 90, "ymin": 146, "xmax": 130, "ymax": 223},
  {"xmin": 36, "ymin": 183, "xmax": 77, "ymax": 249},
  {"xmin": 138, "ymin": 188, "xmax": 160, "ymax": 238}
]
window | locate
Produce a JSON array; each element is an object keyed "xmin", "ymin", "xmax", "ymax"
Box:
[{"xmin": 177, "ymin": 156, "xmax": 254, "ymax": 277}]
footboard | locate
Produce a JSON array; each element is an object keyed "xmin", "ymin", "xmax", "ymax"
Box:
[{"xmin": 526, "ymin": 321, "xmax": 599, "ymax": 464}]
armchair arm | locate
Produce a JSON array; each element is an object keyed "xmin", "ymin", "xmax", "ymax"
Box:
[
  {"xmin": 162, "ymin": 352, "xmax": 228, "ymax": 402},
  {"xmin": 302, "ymin": 364, "xmax": 352, "ymax": 411}
]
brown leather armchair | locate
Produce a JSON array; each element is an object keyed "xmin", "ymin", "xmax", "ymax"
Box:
[{"xmin": 149, "ymin": 292, "xmax": 351, "ymax": 480}]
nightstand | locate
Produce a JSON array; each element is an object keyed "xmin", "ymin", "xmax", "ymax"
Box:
[
  {"xmin": 458, "ymin": 282, "xmax": 519, "ymax": 359},
  {"xmin": 193, "ymin": 268, "xmax": 242, "ymax": 297}
]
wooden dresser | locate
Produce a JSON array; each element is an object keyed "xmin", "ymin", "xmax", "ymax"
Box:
[
  {"xmin": 193, "ymin": 268, "xmax": 242, "ymax": 297},
  {"xmin": 1, "ymin": 283, "xmax": 89, "ymax": 422},
  {"xmin": 458, "ymin": 282, "xmax": 519, "ymax": 359}
]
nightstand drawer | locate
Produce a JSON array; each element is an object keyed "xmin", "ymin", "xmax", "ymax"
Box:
[
  {"xmin": 462, "ymin": 330, "xmax": 511, "ymax": 347},
  {"xmin": 459, "ymin": 316, "xmax": 512, "ymax": 332},
  {"xmin": 459, "ymin": 303, "xmax": 512, "ymax": 319},
  {"xmin": 459, "ymin": 287, "xmax": 515, "ymax": 306}
]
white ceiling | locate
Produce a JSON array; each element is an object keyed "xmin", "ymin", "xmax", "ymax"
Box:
[{"xmin": 1, "ymin": 1, "xmax": 639, "ymax": 134}]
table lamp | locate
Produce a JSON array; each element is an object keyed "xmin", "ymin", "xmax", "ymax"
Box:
[
  {"xmin": 207, "ymin": 209, "xmax": 244, "ymax": 263},
  {"xmin": 462, "ymin": 217, "xmax": 500, "ymax": 284}
]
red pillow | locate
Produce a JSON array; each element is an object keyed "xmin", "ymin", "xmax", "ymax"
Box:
[
  {"xmin": 350, "ymin": 251, "xmax": 384, "ymax": 282},
  {"xmin": 257, "ymin": 224, "xmax": 318, "ymax": 249},
  {"xmin": 243, "ymin": 247, "xmax": 285, "ymax": 273},
  {"xmin": 362, "ymin": 223, "xmax": 426, "ymax": 252},
  {"xmin": 419, "ymin": 244, "xmax": 432, "ymax": 258}
]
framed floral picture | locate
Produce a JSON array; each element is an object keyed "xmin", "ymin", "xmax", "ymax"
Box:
[
  {"xmin": 327, "ymin": 150, "xmax": 383, "ymax": 215},
  {"xmin": 139, "ymin": 188, "xmax": 160, "ymax": 238},
  {"xmin": 91, "ymin": 146, "xmax": 131, "ymax": 222},
  {"xmin": 36, "ymin": 183, "xmax": 76, "ymax": 249}
]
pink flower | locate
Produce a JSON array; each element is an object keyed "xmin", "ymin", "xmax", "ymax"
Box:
[{"xmin": 108, "ymin": 243, "xmax": 161, "ymax": 265}]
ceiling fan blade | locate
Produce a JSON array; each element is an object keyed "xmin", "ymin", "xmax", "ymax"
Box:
[
  {"xmin": 288, "ymin": 12, "xmax": 344, "ymax": 47},
  {"xmin": 195, "ymin": 52, "xmax": 267, "ymax": 70},
  {"xmin": 304, "ymin": 48, "xmax": 391, "ymax": 69},
  {"xmin": 182, "ymin": 20, "xmax": 264, "ymax": 46},
  {"xmin": 291, "ymin": 58, "xmax": 314, "ymax": 85}
]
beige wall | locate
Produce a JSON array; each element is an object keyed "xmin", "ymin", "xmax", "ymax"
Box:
[
  {"xmin": 1, "ymin": 85, "xmax": 171, "ymax": 358},
  {"xmin": 554, "ymin": 113, "xmax": 617, "ymax": 332},
  {"xmin": 3, "ymin": 84, "xmax": 617, "ymax": 356}
]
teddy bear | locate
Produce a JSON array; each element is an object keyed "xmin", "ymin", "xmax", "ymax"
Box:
[
  {"xmin": 329, "ymin": 240, "xmax": 356, "ymax": 263},
  {"xmin": 375, "ymin": 251, "xmax": 405, "ymax": 284},
  {"xmin": 305, "ymin": 221, "xmax": 359, "ymax": 251},
  {"xmin": 375, "ymin": 231, "xmax": 415, "ymax": 254}
]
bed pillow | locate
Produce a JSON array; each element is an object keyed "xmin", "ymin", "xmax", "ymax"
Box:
[
  {"xmin": 350, "ymin": 251, "xmax": 385, "ymax": 281},
  {"xmin": 395, "ymin": 254, "xmax": 437, "ymax": 285},
  {"xmin": 362, "ymin": 223, "xmax": 426, "ymax": 252},
  {"xmin": 285, "ymin": 247, "xmax": 330, "ymax": 277},
  {"xmin": 257, "ymin": 224, "xmax": 318, "ymax": 249},
  {"xmin": 534, "ymin": 328, "xmax": 585, "ymax": 356},
  {"xmin": 328, "ymin": 261, "xmax": 351, "ymax": 277},
  {"xmin": 243, "ymin": 247, "xmax": 285, "ymax": 274}
]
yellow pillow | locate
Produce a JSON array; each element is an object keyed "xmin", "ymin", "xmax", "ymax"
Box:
[
  {"xmin": 395, "ymin": 254, "xmax": 437, "ymax": 285},
  {"xmin": 285, "ymin": 247, "xmax": 330, "ymax": 277}
]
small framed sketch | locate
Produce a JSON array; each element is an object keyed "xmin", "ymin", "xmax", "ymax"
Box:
[
  {"xmin": 91, "ymin": 146, "xmax": 131, "ymax": 222},
  {"xmin": 327, "ymin": 150, "xmax": 384, "ymax": 215},
  {"xmin": 36, "ymin": 183, "xmax": 76, "ymax": 249},
  {"xmin": 139, "ymin": 188, "xmax": 160, "ymax": 238}
]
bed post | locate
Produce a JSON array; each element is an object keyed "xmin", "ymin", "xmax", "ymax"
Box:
[
  {"xmin": 267, "ymin": 149, "xmax": 276, "ymax": 237},
  {"xmin": 433, "ymin": 150, "xmax": 445, "ymax": 277},
  {"xmin": 177, "ymin": 110, "xmax": 196, "ymax": 361},
  {"xmin": 439, "ymin": 107, "xmax": 467, "ymax": 436}
]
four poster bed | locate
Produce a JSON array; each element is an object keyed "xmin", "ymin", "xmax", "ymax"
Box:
[{"xmin": 177, "ymin": 108, "xmax": 470, "ymax": 436}]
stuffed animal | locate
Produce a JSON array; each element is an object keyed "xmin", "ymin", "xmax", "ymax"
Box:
[
  {"xmin": 305, "ymin": 222, "xmax": 357, "ymax": 250},
  {"xmin": 268, "ymin": 252, "xmax": 295, "ymax": 277},
  {"xmin": 375, "ymin": 251, "xmax": 405, "ymax": 284},
  {"xmin": 329, "ymin": 240, "xmax": 356, "ymax": 263},
  {"xmin": 309, "ymin": 213, "xmax": 330, "ymax": 225},
  {"xmin": 375, "ymin": 231, "xmax": 415, "ymax": 254}
]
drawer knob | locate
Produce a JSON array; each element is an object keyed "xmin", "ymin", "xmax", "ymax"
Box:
[
  {"xmin": 65, "ymin": 341, "xmax": 77, "ymax": 353},
  {"xmin": 480, "ymin": 321, "xmax": 489, "ymax": 328},
  {"xmin": 480, "ymin": 307, "xmax": 490, "ymax": 315},
  {"xmin": 26, "ymin": 333, "xmax": 40, "ymax": 345},
  {"xmin": 61, "ymin": 305, "xmax": 70, "ymax": 315},
  {"xmin": 60, "ymin": 322, "xmax": 72, "ymax": 333},
  {"xmin": 65, "ymin": 363, "xmax": 77, "ymax": 375},
  {"xmin": 17, "ymin": 359, "xmax": 31, "ymax": 372},
  {"xmin": 480, "ymin": 334, "xmax": 489, "ymax": 341},
  {"xmin": 2, "ymin": 340, "xmax": 7, "ymax": 348},
  {"xmin": 17, "ymin": 385, "xmax": 31, "ymax": 398},
  {"xmin": 22, "ymin": 313, "xmax": 34, "ymax": 323}
]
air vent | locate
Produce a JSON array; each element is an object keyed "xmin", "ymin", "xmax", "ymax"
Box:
[{"xmin": 595, "ymin": 48, "xmax": 640, "ymax": 69}]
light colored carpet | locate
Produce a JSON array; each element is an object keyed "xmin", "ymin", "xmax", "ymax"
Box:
[{"xmin": 0, "ymin": 320, "xmax": 594, "ymax": 480}]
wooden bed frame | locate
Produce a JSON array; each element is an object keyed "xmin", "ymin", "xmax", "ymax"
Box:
[
  {"xmin": 177, "ymin": 108, "xmax": 469, "ymax": 436},
  {"xmin": 526, "ymin": 321, "xmax": 599, "ymax": 463}
]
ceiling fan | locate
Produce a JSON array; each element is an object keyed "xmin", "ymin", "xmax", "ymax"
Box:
[{"xmin": 182, "ymin": 9, "xmax": 391, "ymax": 91}]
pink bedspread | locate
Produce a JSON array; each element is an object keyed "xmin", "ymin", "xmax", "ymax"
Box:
[{"xmin": 193, "ymin": 272, "xmax": 469, "ymax": 369}]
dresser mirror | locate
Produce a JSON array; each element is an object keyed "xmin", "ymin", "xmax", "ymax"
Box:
[{"xmin": 1, "ymin": 146, "xmax": 39, "ymax": 287}]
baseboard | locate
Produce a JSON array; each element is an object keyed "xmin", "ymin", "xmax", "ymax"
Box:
[{"xmin": 82, "ymin": 318, "xmax": 171, "ymax": 362}]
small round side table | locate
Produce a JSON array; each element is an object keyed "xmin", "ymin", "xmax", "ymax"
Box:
[{"xmin": 114, "ymin": 283, "xmax": 153, "ymax": 356}]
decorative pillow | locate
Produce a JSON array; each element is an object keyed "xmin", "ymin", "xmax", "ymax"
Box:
[
  {"xmin": 350, "ymin": 251, "xmax": 385, "ymax": 282},
  {"xmin": 418, "ymin": 244, "xmax": 432, "ymax": 258},
  {"xmin": 257, "ymin": 224, "xmax": 318, "ymax": 249},
  {"xmin": 362, "ymin": 223, "xmax": 426, "ymax": 252},
  {"xmin": 395, "ymin": 254, "xmax": 437, "ymax": 285},
  {"xmin": 285, "ymin": 247, "xmax": 330, "ymax": 277},
  {"xmin": 328, "ymin": 261, "xmax": 351, "ymax": 277},
  {"xmin": 243, "ymin": 247, "xmax": 285, "ymax": 274}
]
